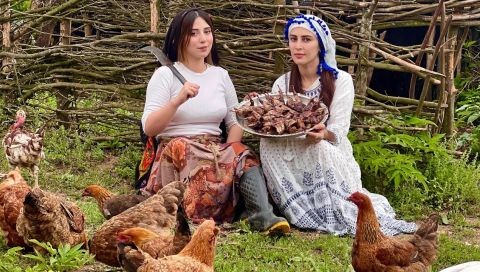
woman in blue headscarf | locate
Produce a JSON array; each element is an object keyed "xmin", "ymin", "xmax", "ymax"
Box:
[{"xmin": 260, "ymin": 14, "xmax": 417, "ymax": 236}]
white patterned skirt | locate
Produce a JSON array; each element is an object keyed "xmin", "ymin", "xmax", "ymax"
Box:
[{"xmin": 260, "ymin": 138, "xmax": 417, "ymax": 236}]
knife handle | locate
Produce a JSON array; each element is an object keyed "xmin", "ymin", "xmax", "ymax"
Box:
[{"xmin": 168, "ymin": 65, "xmax": 187, "ymax": 85}]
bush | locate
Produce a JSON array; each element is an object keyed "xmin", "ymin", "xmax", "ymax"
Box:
[
  {"xmin": 0, "ymin": 240, "xmax": 93, "ymax": 272},
  {"xmin": 352, "ymin": 130, "xmax": 480, "ymax": 218}
]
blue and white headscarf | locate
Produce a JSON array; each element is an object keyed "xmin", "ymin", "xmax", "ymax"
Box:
[{"xmin": 285, "ymin": 14, "xmax": 338, "ymax": 78}]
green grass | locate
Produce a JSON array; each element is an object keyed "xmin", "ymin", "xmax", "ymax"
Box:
[
  {"xmin": 434, "ymin": 234, "xmax": 480, "ymax": 271},
  {"xmin": 216, "ymin": 230, "xmax": 354, "ymax": 272},
  {"xmin": 1, "ymin": 130, "xmax": 480, "ymax": 271}
]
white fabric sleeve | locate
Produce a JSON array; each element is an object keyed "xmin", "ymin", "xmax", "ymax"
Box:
[
  {"xmin": 223, "ymin": 71, "xmax": 239, "ymax": 128},
  {"xmin": 141, "ymin": 67, "xmax": 174, "ymax": 129},
  {"xmin": 326, "ymin": 70, "xmax": 355, "ymax": 145}
]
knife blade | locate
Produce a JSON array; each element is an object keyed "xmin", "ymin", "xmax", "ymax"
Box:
[{"xmin": 140, "ymin": 45, "xmax": 187, "ymax": 84}]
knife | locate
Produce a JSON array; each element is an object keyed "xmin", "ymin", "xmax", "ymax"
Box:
[{"xmin": 140, "ymin": 45, "xmax": 187, "ymax": 84}]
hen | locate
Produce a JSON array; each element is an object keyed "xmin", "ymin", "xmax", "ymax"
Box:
[
  {"xmin": 89, "ymin": 181, "xmax": 185, "ymax": 267},
  {"xmin": 2, "ymin": 110, "xmax": 45, "ymax": 188},
  {"xmin": 0, "ymin": 168, "xmax": 31, "ymax": 247},
  {"xmin": 348, "ymin": 191, "xmax": 439, "ymax": 272},
  {"xmin": 118, "ymin": 219, "xmax": 218, "ymax": 272},
  {"xmin": 16, "ymin": 187, "xmax": 88, "ymax": 252},
  {"xmin": 116, "ymin": 207, "xmax": 191, "ymax": 258},
  {"xmin": 82, "ymin": 184, "xmax": 148, "ymax": 219}
]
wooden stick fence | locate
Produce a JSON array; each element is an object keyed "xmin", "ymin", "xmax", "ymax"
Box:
[{"xmin": 0, "ymin": 0, "xmax": 478, "ymax": 141}]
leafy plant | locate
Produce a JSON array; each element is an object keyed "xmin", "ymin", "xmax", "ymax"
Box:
[
  {"xmin": 0, "ymin": 240, "xmax": 93, "ymax": 272},
  {"xmin": 456, "ymin": 87, "xmax": 480, "ymax": 126},
  {"xmin": 352, "ymin": 131, "xmax": 446, "ymax": 192},
  {"xmin": 0, "ymin": 247, "xmax": 25, "ymax": 272},
  {"xmin": 352, "ymin": 129, "xmax": 480, "ymax": 217},
  {"xmin": 23, "ymin": 240, "xmax": 93, "ymax": 272},
  {"xmin": 423, "ymin": 151, "xmax": 480, "ymax": 213},
  {"xmin": 114, "ymin": 144, "xmax": 140, "ymax": 180}
]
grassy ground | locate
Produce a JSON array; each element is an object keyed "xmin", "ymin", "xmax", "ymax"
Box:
[{"xmin": 1, "ymin": 132, "xmax": 480, "ymax": 271}]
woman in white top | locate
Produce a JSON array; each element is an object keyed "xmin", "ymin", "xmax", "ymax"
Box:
[
  {"xmin": 260, "ymin": 14, "xmax": 417, "ymax": 235},
  {"xmin": 141, "ymin": 8, "xmax": 289, "ymax": 234}
]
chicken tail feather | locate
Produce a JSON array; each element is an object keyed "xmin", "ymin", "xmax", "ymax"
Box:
[
  {"xmin": 411, "ymin": 213, "xmax": 439, "ymax": 266},
  {"xmin": 157, "ymin": 181, "xmax": 186, "ymax": 214},
  {"xmin": 117, "ymin": 242, "xmax": 144, "ymax": 272},
  {"xmin": 176, "ymin": 206, "xmax": 190, "ymax": 236},
  {"xmin": 171, "ymin": 205, "xmax": 191, "ymax": 252}
]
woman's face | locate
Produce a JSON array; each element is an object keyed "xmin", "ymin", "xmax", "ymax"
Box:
[
  {"xmin": 288, "ymin": 27, "xmax": 320, "ymax": 67},
  {"xmin": 184, "ymin": 17, "xmax": 213, "ymax": 61}
]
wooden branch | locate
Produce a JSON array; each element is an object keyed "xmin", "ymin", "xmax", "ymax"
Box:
[
  {"xmin": 408, "ymin": 0, "xmax": 444, "ymax": 98},
  {"xmin": 20, "ymin": 82, "xmax": 146, "ymax": 102},
  {"xmin": 368, "ymin": 45, "xmax": 445, "ymax": 79},
  {"xmin": 12, "ymin": 0, "xmax": 85, "ymax": 42},
  {"xmin": 416, "ymin": 14, "xmax": 453, "ymax": 116},
  {"xmin": 367, "ymin": 88, "xmax": 447, "ymax": 109},
  {"xmin": 1, "ymin": 0, "xmax": 12, "ymax": 73},
  {"xmin": 2, "ymin": 0, "xmax": 479, "ymax": 138}
]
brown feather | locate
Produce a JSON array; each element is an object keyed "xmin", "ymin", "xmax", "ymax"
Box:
[
  {"xmin": 120, "ymin": 220, "xmax": 217, "ymax": 272},
  {"xmin": 90, "ymin": 181, "xmax": 186, "ymax": 267},
  {"xmin": 16, "ymin": 187, "xmax": 87, "ymax": 252},
  {"xmin": 348, "ymin": 192, "xmax": 439, "ymax": 272},
  {"xmin": 83, "ymin": 184, "xmax": 148, "ymax": 219},
  {"xmin": 0, "ymin": 169, "xmax": 31, "ymax": 247}
]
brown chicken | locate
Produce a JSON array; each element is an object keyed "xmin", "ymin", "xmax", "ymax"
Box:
[
  {"xmin": 348, "ymin": 191, "xmax": 439, "ymax": 272},
  {"xmin": 16, "ymin": 187, "xmax": 88, "ymax": 252},
  {"xmin": 116, "ymin": 207, "xmax": 191, "ymax": 259},
  {"xmin": 82, "ymin": 184, "xmax": 148, "ymax": 219},
  {"xmin": 0, "ymin": 168, "xmax": 31, "ymax": 247},
  {"xmin": 2, "ymin": 110, "xmax": 45, "ymax": 188},
  {"xmin": 118, "ymin": 219, "xmax": 218, "ymax": 272},
  {"xmin": 89, "ymin": 181, "xmax": 186, "ymax": 267}
]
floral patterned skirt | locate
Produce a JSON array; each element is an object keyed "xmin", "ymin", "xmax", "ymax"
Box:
[{"xmin": 143, "ymin": 135, "xmax": 258, "ymax": 223}]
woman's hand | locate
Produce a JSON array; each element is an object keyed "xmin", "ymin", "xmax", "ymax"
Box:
[
  {"xmin": 306, "ymin": 123, "xmax": 329, "ymax": 142},
  {"xmin": 172, "ymin": 82, "xmax": 199, "ymax": 106}
]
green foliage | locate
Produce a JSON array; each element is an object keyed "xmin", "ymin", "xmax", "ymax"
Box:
[
  {"xmin": 352, "ymin": 131, "xmax": 446, "ymax": 192},
  {"xmin": 455, "ymin": 39, "xmax": 479, "ymax": 91},
  {"xmin": 0, "ymin": 247, "xmax": 25, "ymax": 272},
  {"xmin": 114, "ymin": 144, "xmax": 141, "ymax": 180},
  {"xmin": 456, "ymin": 86, "xmax": 480, "ymax": 126},
  {"xmin": 454, "ymin": 81, "xmax": 480, "ymax": 157},
  {"xmin": 77, "ymin": 201, "xmax": 105, "ymax": 233},
  {"xmin": 44, "ymin": 126, "xmax": 105, "ymax": 169},
  {"xmin": 352, "ymin": 130, "xmax": 480, "ymax": 217},
  {"xmin": 0, "ymin": 240, "xmax": 93, "ymax": 272},
  {"xmin": 23, "ymin": 240, "xmax": 93, "ymax": 272},
  {"xmin": 11, "ymin": 0, "xmax": 31, "ymax": 11},
  {"xmin": 455, "ymin": 128, "xmax": 480, "ymax": 155},
  {"xmin": 423, "ymin": 151, "xmax": 480, "ymax": 213}
]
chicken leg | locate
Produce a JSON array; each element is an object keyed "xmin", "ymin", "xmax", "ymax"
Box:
[{"xmin": 32, "ymin": 165, "xmax": 39, "ymax": 188}]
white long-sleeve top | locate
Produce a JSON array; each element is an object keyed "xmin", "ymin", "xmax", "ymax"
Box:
[{"xmin": 141, "ymin": 62, "xmax": 239, "ymax": 137}]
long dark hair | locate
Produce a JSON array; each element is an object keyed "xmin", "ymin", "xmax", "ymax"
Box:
[
  {"xmin": 163, "ymin": 8, "xmax": 219, "ymax": 65},
  {"xmin": 289, "ymin": 66, "xmax": 335, "ymax": 108}
]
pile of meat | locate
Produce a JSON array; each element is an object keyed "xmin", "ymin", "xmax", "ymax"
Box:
[{"xmin": 234, "ymin": 93, "xmax": 328, "ymax": 135}]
